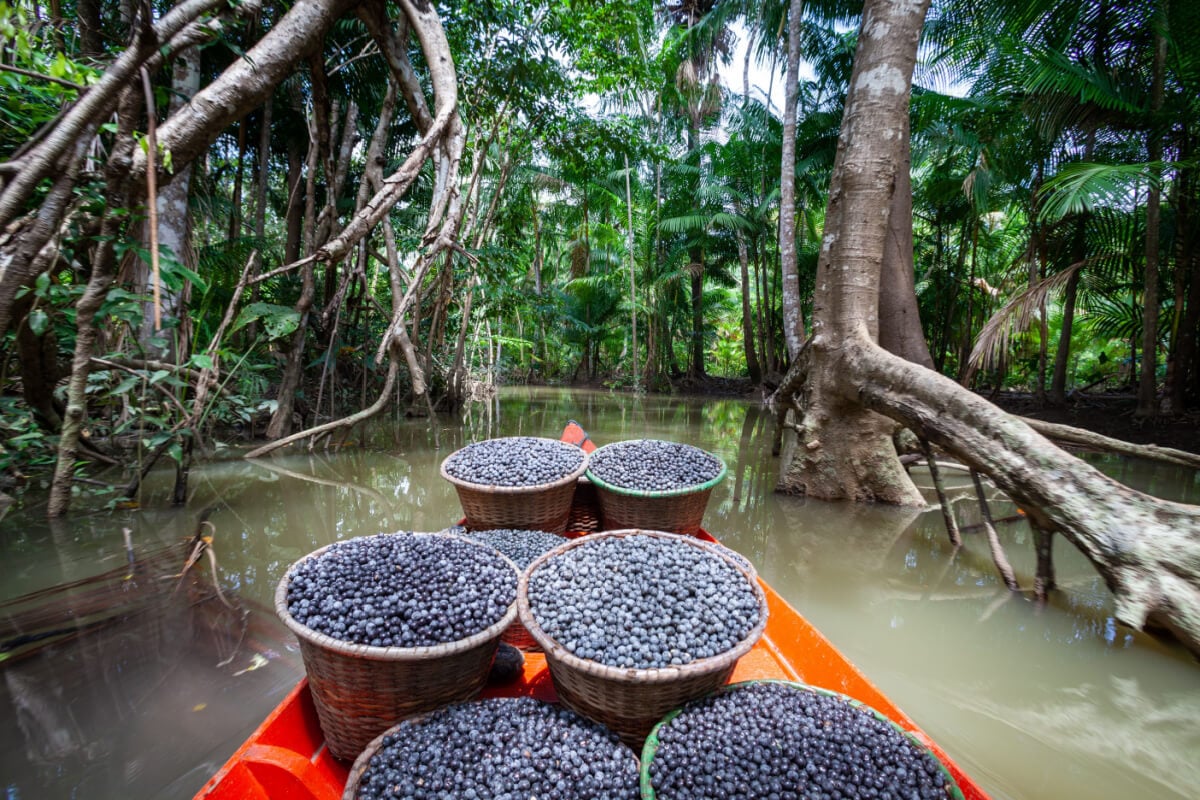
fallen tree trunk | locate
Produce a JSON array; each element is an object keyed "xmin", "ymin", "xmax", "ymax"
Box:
[{"xmin": 847, "ymin": 337, "xmax": 1200, "ymax": 655}]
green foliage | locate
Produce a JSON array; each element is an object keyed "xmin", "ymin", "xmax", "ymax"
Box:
[
  {"xmin": 231, "ymin": 303, "xmax": 301, "ymax": 340},
  {"xmin": 0, "ymin": 1, "xmax": 100, "ymax": 151},
  {"xmin": 0, "ymin": 398, "xmax": 57, "ymax": 481}
]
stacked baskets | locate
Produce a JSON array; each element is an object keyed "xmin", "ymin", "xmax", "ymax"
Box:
[{"xmin": 273, "ymin": 431, "xmax": 963, "ymax": 800}]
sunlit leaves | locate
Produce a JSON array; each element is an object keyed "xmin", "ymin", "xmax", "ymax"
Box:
[{"xmin": 1038, "ymin": 161, "xmax": 1165, "ymax": 223}]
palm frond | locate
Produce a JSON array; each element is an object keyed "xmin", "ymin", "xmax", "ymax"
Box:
[
  {"xmin": 1038, "ymin": 161, "xmax": 1165, "ymax": 223},
  {"xmin": 969, "ymin": 259, "xmax": 1084, "ymax": 371}
]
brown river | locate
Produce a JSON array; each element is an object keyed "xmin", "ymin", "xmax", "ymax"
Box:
[{"xmin": 1, "ymin": 387, "xmax": 1198, "ymax": 799}]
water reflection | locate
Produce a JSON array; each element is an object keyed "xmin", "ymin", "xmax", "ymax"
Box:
[{"xmin": 1, "ymin": 387, "xmax": 1198, "ymax": 799}]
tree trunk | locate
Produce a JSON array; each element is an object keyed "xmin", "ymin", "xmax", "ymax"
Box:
[
  {"xmin": 77, "ymin": 0, "xmax": 103, "ymax": 59},
  {"xmin": 228, "ymin": 119, "xmax": 248, "ymax": 243},
  {"xmin": 877, "ymin": 110, "xmax": 933, "ymax": 369},
  {"xmin": 284, "ymin": 137, "xmax": 306, "ymax": 266},
  {"xmin": 1169, "ymin": 212, "xmax": 1199, "ymax": 413},
  {"xmin": 1050, "ymin": 252, "xmax": 1083, "ymax": 404},
  {"xmin": 48, "ymin": 99, "xmax": 142, "ymax": 517},
  {"xmin": 779, "ymin": 0, "xmax": 806, "ymax": 361},
  {"xmin": 1136, "ymin": 11, "xmax": 1167, "ymax": 416},
  {"xmin": 265, "ymin": 109, "xmax": 321, "ymax": 440},
  {"xmin": 777, "ymin": 0, "xmax": 929, "ymax": 504},
  {"xmin": 13, "ymin": 290, "xmax": 62, "ymax": 429},
  {"xmin": 625, "ymin": 152, "xmax": 638, "ymax": 384},
  {"xmin": 737, "ymin": 230, "xmax": 762, "ymax": 384},
  {"xmin": 1164, "ymin": 127, "xmax": 1193, "ymax": 412}
]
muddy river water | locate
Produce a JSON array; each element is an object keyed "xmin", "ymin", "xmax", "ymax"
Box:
[{"xmin": 2, "ymin": 387, "xmax": 1198, "ymax": 798}]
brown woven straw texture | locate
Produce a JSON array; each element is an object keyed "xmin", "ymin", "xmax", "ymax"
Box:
[
  {"xmin": 343, "ymin": 721, "xmax": 394, "ymax": 800},
  {"xmin": 441, "ymin": 437, "xmax": 588, "ymax": 533},
  {"xmin": 594, "ymin": 487, "xmax": 714, "ymax": 535},
  {"xmin": 341, "ymin": 711, "xmax": 440, "ymax": 800},
  {"xmin": 275, "ymin": 536, "xmax": 519, "ymax": 762},
  {"xmin": 517, "ymin": 530, "xmax": 768, "ymax": 749},
  {"xmin": 586, "ymin": 446, "xmax": 727, "ymax": 536},
  {"xmin": 501, "ymin": 618, "xmax": 542, "ymax": 651},
  {"xmin": 565, "ymin": 477, "xmax": 602, "ymax": 533}
]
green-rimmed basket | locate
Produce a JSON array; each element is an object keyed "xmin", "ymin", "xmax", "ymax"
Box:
[
  {"xmin": 639, "ymin": 680, "xmax": 966, "ymax": 800},
  {"xmin": 586, "ymin": 442, "xmax": 727, "ymax": 536},
  {"xmin": 441, "ymin": 437, "xmax": 589, "ymax": 533},
  {"xmin": 518, "ymin": 530, "xmax": 767, "ymax": 749},
  {"xmin": 275, "ymin": 534, "xmax": 520, "ymax": 761}
]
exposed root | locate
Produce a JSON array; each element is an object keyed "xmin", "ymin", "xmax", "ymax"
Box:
[{"xmin": 920, "ymin": 438, "xmax": 962, "ymax": 546}]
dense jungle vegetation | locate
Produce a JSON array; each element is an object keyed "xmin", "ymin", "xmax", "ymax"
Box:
[{"xmin": 0, "ymin": 0, "xmax": 1198, "ymax": 522}]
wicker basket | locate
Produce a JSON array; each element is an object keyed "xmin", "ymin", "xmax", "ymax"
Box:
[
  {"xmin": 639, "ymin": 680, "xmax": 965, "ymax": 800},
  {"xmin": 586, "ymin": 445, "xmax": 727, "ymax": 536},
  {"xmin": 517, "ymin": 530, "xmax": 768, "ymax": 749},
  {"xmin": 341, "ymin": 711, "xmax": 442, "ymax": 800},
  {"xmin": 275, "ymin": 536, "xmax": 519, "ymax": 761},
  {"xmin": 441, "ymin": 437, "xmax": 589, "ymax": 532},
  {"xmin": 501, "ymin": 617, "xmax": 542, "ymax": 652},
  {"xmin": 566, "ymin": 477, "xmax": 603, "ymax": 533}
]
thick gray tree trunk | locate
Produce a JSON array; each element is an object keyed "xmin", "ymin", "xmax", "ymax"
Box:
[{"xmin": 777, "ymin": 0, "xmax": 930, "ymax": 505}]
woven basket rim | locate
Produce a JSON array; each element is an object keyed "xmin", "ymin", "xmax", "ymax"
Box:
[
  {"xmin": 584, "ymin": 441, "xmax": 727, "ymax": 498},
  {"xmin": 341, "ymin": 708, "xmax": 439, "ymax": 800},
  {"xmin": 439, "ymin": 436, "xmax": 589, "ymax": 495},
  {"xmin": 275, "ymin": 532, "xmax": 520, "ymax": 661},
  {"xmin": 517, "ymin": 529, "xmax": 767, "ymax": 686},
  {"xmin": 638, "ymin": 679, "xmax": 966, "ymax": 800}
]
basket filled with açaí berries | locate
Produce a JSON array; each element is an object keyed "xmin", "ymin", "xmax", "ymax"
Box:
[
  {"xmin": 641, "ymin": 680, "xmax": 964, "ymax": 800},
  {"xmin": 585, "ymin": 439, "xmax": 726, "ymax": 535},
  {"xmin": 275, "ymin": 532, "xmax": 519, "ymax": 760},
  {"xmin": 517, "ymin": 530, "xmax": 767, "ymax": 748},
  {"xmin": 461, "ymin": 528, "xmax": 571, "ymax": 652},
  {"xmin": 343, "ymin": 696, "xmax": 640, "ymax": 800},
  {"xmin": 441, "ymin": 436, "xmax": 589, "ymax": 532}
]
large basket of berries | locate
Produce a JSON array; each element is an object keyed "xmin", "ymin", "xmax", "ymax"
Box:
[
  {"xmin": 342, "ymin": 697, "xmax": 640, "ymax": 799},
  {"xmin": 461, "ymin": 528, "xmax": 572, "ymax": 652},
  {"xmin": 641, "ymin": 680, "xmax": 964, "ymax": 800},
  {"xmin": 585, "ymin": 440, "xmax": 726, "ymax": 536},
  {"xmin": 517, "ymin": 530, "xmax": 767, "ymax": 749},
  {"xmin": 275, "ymin": 532, "xmax": 519, "ymax": 761},
  {"xmin": 441, "ymin": 436, "xmax": 589, "ymax": 533}
]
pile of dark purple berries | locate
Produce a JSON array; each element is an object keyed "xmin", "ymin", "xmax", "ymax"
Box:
[
  {"xmin": 647, "ymin": 682, "xmax": 957, "ymax": 800},
  {"xmin": 285, "ymin": 533, "xmax": 516, "ymax": 648},
  {"xmin": 444, "ymin": 437, "xmax": 585, "ymax": 487},
  {"xmin": 463, "ymin": 528, "xmax": 568, "ymax": 569},
  {"xmin": 352, "ymin": 697, "xmax": 639, "ymax": 800},
  {"xmin": 527, "ymin": 533, "xmax": 760, "ymax": 669},
  {"xmin": 588, "ymin": 439, "xmax": 722, "ymax": 492}
]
